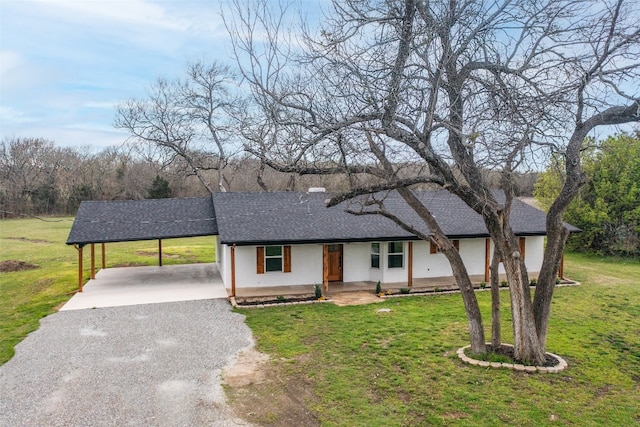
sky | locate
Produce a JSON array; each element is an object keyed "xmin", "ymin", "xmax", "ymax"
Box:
[
  {"xmin": 1, "ymin": 1, "xmax": 636, "ymax": 151},
  {"xmin": 0, "ymin": 0, "xmax": 250, "ymax": 149}
]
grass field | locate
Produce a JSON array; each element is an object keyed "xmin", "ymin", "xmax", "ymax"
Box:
[
  {"xmin": 2, "ymin": 218, "xmax": 639, "ymax": 426},
  {"xmin": 234, "ymin": 253, "xmax": 640, "ymax": 426},
  {"xmin": 0, "ymin": 217, "xmax": 215, "ymax": 364}
]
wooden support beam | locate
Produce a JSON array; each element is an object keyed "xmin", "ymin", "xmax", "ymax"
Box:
[
  {"xmin": 231, "ymin": 244, "xmax": 236, "ymax": 297},
  {"xmin": 559, "ymin": 253, "xmax": 565, "ymax": 279},
  {"xmin": 158, "ymin": 239, "xmax": 163, "ymax": 267},
  {"xmin": 101, "ymin": 243, "xmax": 106, "ymax": 269},
  {"xmin": 322, "ymin": 244, "xmax": 329, "ymax": 292},
  {"xmin": 90, "ymin": 243, "xmax": 96, "ymax": 280},
  {"xmin": 75, "ymin": 244, "xmax": 84, "ymax": 293},
  {"xmin": 484, "ymin": 238, "xmax": 490, "ymax": 282},
  {"xmin": 407, "ymin": 242, "xmax": 413, "ymax": 288}
]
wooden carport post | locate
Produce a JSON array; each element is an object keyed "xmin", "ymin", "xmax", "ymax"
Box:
[
  {"xmin": 90, "ymin": 243, "xmax": 96, "ymax": 280},
  {"xmin": 158, "ymin": 239, "xmax": 163, "ymax": 266},
  {"xmin": 74, "ymin": 244, "xmax": 84, "ymax": 292},
  {"xmin": 101, "ymin": 243, "xmax": 106, "ymax": 269}
]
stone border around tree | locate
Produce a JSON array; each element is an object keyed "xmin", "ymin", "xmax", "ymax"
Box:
[{"xmin": 457, "ymin": 343, "xmax": 568, "ymax": 373}]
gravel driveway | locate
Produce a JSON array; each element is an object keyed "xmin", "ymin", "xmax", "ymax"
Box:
[{"xmin": 0, "ymin": 300, "xmax": 254, "ymax": 426}]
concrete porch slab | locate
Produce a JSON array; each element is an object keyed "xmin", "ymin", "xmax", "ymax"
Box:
[{"xmin": 60, "ymin": 263, "xmax": 228, "ymax": 311}]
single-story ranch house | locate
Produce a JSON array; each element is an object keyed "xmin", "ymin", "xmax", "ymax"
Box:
[{"xmin": 67, "ymin": 189, "xmax": 573, "ymax": 297}]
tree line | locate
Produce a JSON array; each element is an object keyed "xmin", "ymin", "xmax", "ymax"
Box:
[{"xmin": 0, "ymin": 136, "xmax": 540, "ymax": 218}]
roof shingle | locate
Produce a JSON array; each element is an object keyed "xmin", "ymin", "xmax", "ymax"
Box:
[
  {"xmin": 211, "ymin": 190, "xmax": 565, "ymax": 245},
  {"xmin": 66, "ymin": 197, "xmax": 216, "ymax": 245},
  {"xmin": 67, "ymin": 190, "xmax": 574, "ymax": 246}
]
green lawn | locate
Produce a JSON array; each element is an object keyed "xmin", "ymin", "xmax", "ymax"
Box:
[
  {"xmin": 0, "ymin": 217, "xmax": 215, "ymax": 364},
  {"xmin": 236, "ymin": 253, "xmax": 640, "ymax": 426},
  {"xmin": 2, "ymin": 218, "xmax": 639, "ymax": 425}
]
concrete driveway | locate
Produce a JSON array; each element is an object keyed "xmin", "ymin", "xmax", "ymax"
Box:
[
  {"xmin": 61, "ymin": 263, "xmax": 228, "ymax": 311},
  {"xmin": 0, "ymin": 299, "xmax": 255, "ymax": 426}
]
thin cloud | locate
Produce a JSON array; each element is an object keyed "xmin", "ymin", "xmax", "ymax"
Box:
[
  {"xmin": 29, "ymin": 0, "xmax": 190, "ymax": 31},
  {"xmin": 0, "ymin": 106, "xmax": 38, "ymax": 124}
]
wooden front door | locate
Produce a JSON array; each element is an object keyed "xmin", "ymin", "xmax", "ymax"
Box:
[{"xmin": 326, "ymin": 244, "xmax": 343, "ymax": 282}]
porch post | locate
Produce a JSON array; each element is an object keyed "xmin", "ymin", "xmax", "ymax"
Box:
[
  {"xmin": 322, "ymin": 244, "xmax": 329, "ymax": 292},
  {"xmin": 101, "ymin": 243, "xmax": 106, "ymax": 269},
  {"xmin": 158, "ymin": 239, "xmax": 162, "ymax": 267},
  {"xmin": 231, "ymin": 244, "xmax": 236, "ymax": 297},
  {"xmin": 75, "ymin": 244, "xmax": 84, "ymax": 293},
  {"xmin": 559, "ymin": 253, "xmax": 565, "ymax": 279},
  {"xmin": 484, "ymin": 238, "xmax": 490, "ymax": 282},
  {"xmin": 407, "ymin": 242, "xmax": 413, "ymax": 288},
  {"xmin": 90, "ymin": 243, "xmax": 96, "ymax": 280}
]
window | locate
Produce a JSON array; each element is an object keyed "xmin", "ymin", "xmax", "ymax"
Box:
[
  {"xmin": 371, "ymin": 243, "xmax": 380, "ymax": 269},
  {"xmin": 256, "ymin": 246, "xmax": 291, "ymax": 274},
  {"xmin": 265, "ymin": 246, "xmax": 283, "ymax": 272},
  {"xmin": 387, "ymin": 242, "xmax": 404, "ymax": 268}
]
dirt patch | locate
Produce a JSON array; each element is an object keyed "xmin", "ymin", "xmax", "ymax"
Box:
[
  {"xmin": 0, "ymin": 260, "xmax": 39, "ymax": 272},
  {"xmin": 110, "ymin": 262, "xmax": 147, "ymax": 268},
  {"xmin": 5, "ymin": 237, "xmax": 52, "ymax": 244},
  {"xmin": 223, "ymin": 347, "xmax": 320, "ymax": 426},
  {"xmin": 330, "ymin": 291, "xmax": 382, "ymax": 306},
  {"xmin": 136, "ymin": 251, "xmax": 181, "ymax": 259}
]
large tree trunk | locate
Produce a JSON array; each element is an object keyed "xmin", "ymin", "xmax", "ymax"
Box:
[
  {"xmin": 480, "ymin": 198, "xmax": 545, "ymax": 364},
  {"xmin": 490, "ymin": 249, "xmax": 501, "ymax": 349},
  {"xmin": 397, "ymin": 188, "xmax": 486, "ymax": 354},
  {"xmin": 442, "ymin": 245, "xmax": 487, "ymax": 354},
  {"xmin": 502, "ymin": 247, "xmax": 545, "ymax": 364}
]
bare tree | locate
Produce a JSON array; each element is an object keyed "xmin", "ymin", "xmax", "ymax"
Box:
[
  {"xmin": 115, "ymin": 60, "xmax": 243, "ymax": 192},
  {"xmin": 227, "ymin": 0, "xmax": 640, "ymax": 363}
]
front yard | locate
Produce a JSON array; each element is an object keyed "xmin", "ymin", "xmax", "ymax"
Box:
[{"xmin": 230, "ymin": 253, "xmax": 640, "ymax": 426}]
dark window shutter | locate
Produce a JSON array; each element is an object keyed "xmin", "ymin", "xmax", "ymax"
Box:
[
  {"xmin": 256, "ymin": 246, "xmax": 264, "ymax": 274},
  {"xmin": 283, "ymin": 245, "xmax": 291, "ymax": 273}
]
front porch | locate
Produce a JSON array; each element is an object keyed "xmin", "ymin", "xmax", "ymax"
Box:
[{"xmin": 232, "ymin": 274, "xmax": 496, "ymax": 298}]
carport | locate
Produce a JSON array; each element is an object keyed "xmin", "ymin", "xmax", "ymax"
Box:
[{"xmin": 65, "ymin": 196, "xmax": 220, "ymax": 294}]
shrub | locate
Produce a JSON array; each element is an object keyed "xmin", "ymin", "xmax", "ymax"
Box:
[
  {"xmin": 400, "ymin": 288, "xmax": 411, "ymax": 294},
  {"xmin": 500, "ymin": 280, "xmax": 508, "ymax": 288},
  {"xmin": 375, "ymin": 281, "xmax": 381, "ymax": 294},
  {"xmin": 530, "ymin": 278, "xmax": 537, "ymax": 286},
  {"xmin": 314, "ymin": 284, "xmax": 323, "ymax": 299},
  {"xmin": 276, "ymin": 295, "xmax": 285, "ymax": 302},
  {"xmin": 479, "ymin": 282, "xmax": 487, "ymax": 289}
]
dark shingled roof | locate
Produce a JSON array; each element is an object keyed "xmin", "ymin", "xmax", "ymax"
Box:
[
  {"xmin": 67, "ymin": 190, "xmax": 575, "ymax": 246},
  {"xmin": 211, "ymin": 190, "xmax": 569, "ymax": 246},
  {"xmin": 66, "ymin": 197, "xmax": 217, "ymax": 245}
]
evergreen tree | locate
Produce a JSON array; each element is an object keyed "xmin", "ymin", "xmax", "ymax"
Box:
[
  {"xmin": 534, "ymin": 133, "xmax": 640, "ymax": 256},
  {"xmin": 147, "ymin": 175, "xmax": 172, "ymax": 199}
]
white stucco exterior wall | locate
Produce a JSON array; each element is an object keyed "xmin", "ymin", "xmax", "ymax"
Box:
[
  {"xmin": 232, "ymin": 244, "xmax": 323, "ymax": 288},
  {"xmin": 220, "ymin": 236, "xmax": 546, "ymax": 291},
  {"xmin": 524, "ymin": 236, "xmax": 544, "ymax": 274},
  {"xmin": 341, "ymin": 242, "xmax": 371, "ymax": 282}
]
